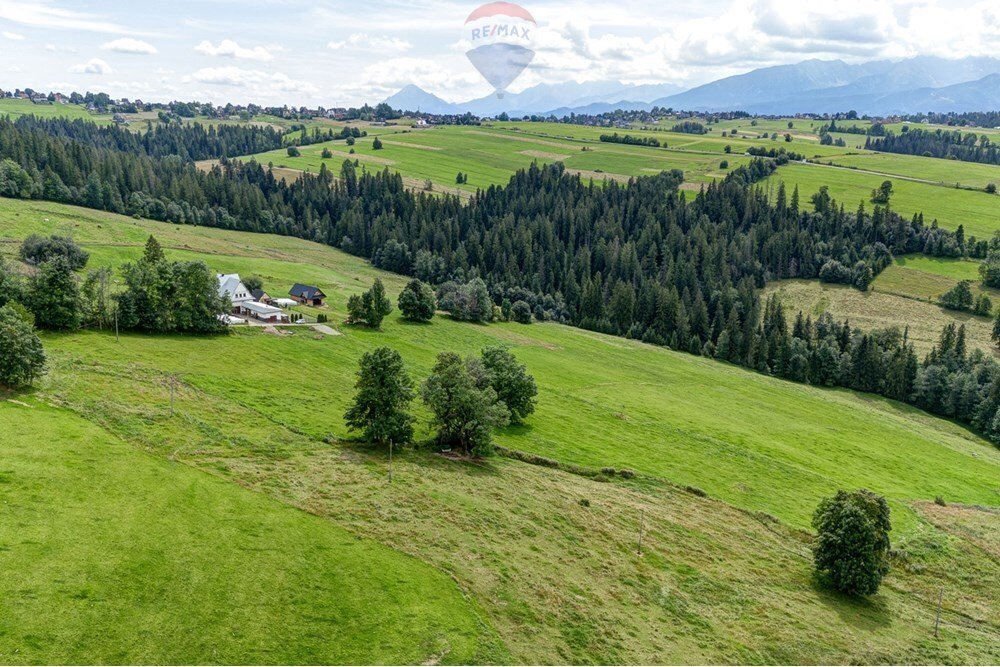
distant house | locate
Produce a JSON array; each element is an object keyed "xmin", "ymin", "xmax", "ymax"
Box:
[
  {"xmin": 251, "ymin": 288, "xmax": 271, "ymax": 304},
  {"xmin": 218, "ymin": 274, "xmax": 253, "ymax": 308},
  {"xmin": 289, "ymin": 283, "xmax": 326, "ymax": 306}
]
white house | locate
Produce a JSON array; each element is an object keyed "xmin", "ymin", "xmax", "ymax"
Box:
[{"xmin": 217, "ymin": 274, "xmax": 253, "ymax": 308}]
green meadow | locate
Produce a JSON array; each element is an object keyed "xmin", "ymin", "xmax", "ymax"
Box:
[
  {"xmin": 767, "ymin": 162, "xmax": 1000, "ymax": 239},
  {"xmin": 1, "ymin": 197, "xmax": 999, "ymax": 663},
  {"xmin": 0, "ymin": 98, "xmax": 110, "ymax": 123},
  {"xmin": 0, "ymin": 400, "xmax": 489, "ymax": 665}
]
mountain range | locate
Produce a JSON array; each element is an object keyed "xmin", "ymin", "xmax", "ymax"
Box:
[{"xmin": 385, "ymin": 56, "xmax": 1000, "ymax": 117}]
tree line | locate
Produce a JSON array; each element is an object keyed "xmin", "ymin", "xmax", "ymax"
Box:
[
  {"xmin": 866, "ymin": 128, "xmax": 1000, "ymax": 167},
  {"xmin": 4, "ymin": 115, "xmax": 287, "ymax": 161}
]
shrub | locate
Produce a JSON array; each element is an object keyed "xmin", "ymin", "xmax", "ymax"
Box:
[
  {"xmin": 934, "ymin": 495, "xmax": 947, "ymax": 506},
  {"xmin": 619, "ymin": 468, "xmax": 636, "ymax": 479},
  {"xmin": 684, "ymin": 485, "xmax": 708, "ymax": 497},
  {"xmin": 601, "ymin": 466, "xmax": 617, "ymax": 476},
  {"xmin": 321, "ymin": 147, "xmax": 333, "ymax": 159},
  {"xmin": 19, "ymin": 234, "xmax": 89, "ymax": 270},
  {"xmin": 286, "ymin": 146, "xmax": 301, "ymax": 157},
  {"xmin": 578, "ymin": 498, "xmax": 591, "ymax": 508},
  {"xmin": 511, "ymin": 300, "xmax": 532, "ymax": 324}
]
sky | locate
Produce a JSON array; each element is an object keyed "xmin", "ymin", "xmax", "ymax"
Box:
[{"xmin": 0, "ymin": 0, "xmax": 998, "ymax": 107}]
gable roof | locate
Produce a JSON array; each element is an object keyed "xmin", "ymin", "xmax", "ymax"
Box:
[
  {"xmin": 289, "ymin": 283, "xmax": 326, "ymax": 299},
  {"xmin": 218, "ymin": 273, "xmax": 251, "ymax": 301},
  {"xmin": 251, "ymin": 288, "xmax": 268, "ymax": 301}
]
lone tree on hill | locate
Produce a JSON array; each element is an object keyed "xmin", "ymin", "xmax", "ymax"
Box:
[
  {"xmin": 397, "ymin": 279, "xmax": 436, "ymax": 322},
  {"xmin": 421, "ymin": 352, "xmax": 509, "ymax": 457},
  {"xmin": 347, "ymin": 278, "xmax": 393, "ymax": 328},
  {"xmin": 344, "ymin": 346, "xmax": 415, "ymax": 446},
  {"xmin": 372, "ymin": 136, "xmax": 383, "ymax": 150},
  {"xmin": 0, "ymin": 304, "xmax": 46, "ymax": 388},
  {"xmin": 812, "ymin": 489, "xmax": 891, "ymax": 595}
]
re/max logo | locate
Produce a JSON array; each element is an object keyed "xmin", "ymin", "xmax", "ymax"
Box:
[{"xmin": 471, "ymin": 24, "xmax": 531, "ymax": 40}]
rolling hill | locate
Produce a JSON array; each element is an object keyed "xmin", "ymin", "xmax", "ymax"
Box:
[{"xmin": 1, "ymin": 197, "xmax": 998, "ymax": 663}]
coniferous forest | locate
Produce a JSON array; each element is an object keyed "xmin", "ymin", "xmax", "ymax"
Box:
[{"xmin": 2, "ymin": 115, "xmax": 1000, "ymax": 447}]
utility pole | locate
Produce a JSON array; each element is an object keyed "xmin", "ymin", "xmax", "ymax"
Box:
[
  {"xmin": 934, "ymin": 589, "xmax": 943, "ymax": 638},
  {"xmin": 637, "ymin": 508, "xmax": 645, "ymax": 555}
]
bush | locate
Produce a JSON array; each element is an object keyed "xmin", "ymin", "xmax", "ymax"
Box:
[
  {"xmin": 0, "ymin": 304, "xmax": 46, "ymax": 387},
  {"xmin": 286, "ymin": 146, "xmax": 301, "ymax": 157},
  {"xmin": 511, "ymin": 300, "xmax": 532, "ymax": 324},
  {"xmin": 934, "ymin": 495, "xmax": 947, "ymax": 506},
  {"xmin": 812, "ymin": 489, "xmax": 891, "ymax": 596},
  {"xmin": 372, "ymin": 136, "xmax": 383, "ymax": 150},
  {"xmin": 578, "ymin": 498, "xmax": 591, "ymax": 508},
  {"xmin": 684, "ymin": 485, "xmax": 708, "ymax": 497},
  {"xmin": 974, "ymin": 293, "xmax": 992, "ymax": 316},
  {"xmin": 601, "ymin": 466, "xmax": 617, "ymax": 476},
  {"xmin": 19, "ymin": 234, "xmax": 89, "ymax": 270},
  {"xmin": 619, "ymin": 468, "xmax": 636, "ymax": 479},
  {"xmin": 321, "ymin": 148, "xmax": 333, "ymax": 159}
]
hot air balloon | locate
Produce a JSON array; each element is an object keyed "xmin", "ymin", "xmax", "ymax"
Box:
[{"xmin": 464, "ymin": 2, "xmax": 535, "ymax": 98}]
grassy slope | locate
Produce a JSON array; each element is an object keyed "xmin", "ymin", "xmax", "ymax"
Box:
[
  {"xmin": 2, "ymin": 197, "xmax": 999, "ymax": 662},
  {"xmin": 0, "ymin": 399, "xmax": 490, "ymax": 665},
  {"xmin": 764, "ymin": 279, "xmax": 999, "ymax": 358},
  {"xmin": 0, "ymin": 98, "xmax": 110, "ymax": 123},
  {"xmin": 767, "ymin": 162, "xmax": 1000, "ymax": 239}
]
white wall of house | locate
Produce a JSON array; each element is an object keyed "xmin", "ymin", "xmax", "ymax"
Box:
[{"xmin": 217, "ymin": 274, "xmax": 253, "ymax": 305}]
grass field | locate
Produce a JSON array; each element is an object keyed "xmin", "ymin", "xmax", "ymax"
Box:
[
  {"xmin": 767, "ymin": 162, "xmax": 1000, "ymax": 239},
  {"xmin": 2, "ymin": 198, "xmax": 1000, "ymax": 662},
  {"xmin": 0, "ymin": 399, "xmax": 491, "ymax": 664},
  {"xmin": 245, "ymin": 125, "xmax": 753, "ymax": 194},
  {"xmin": 0, "ymin": 98, "xmax": 111, "ymax": 123},
  {"xmin": 824, "ymin": 152, "xmax": 1000, "ymax": 190},
  {"xmin": 764, "ymin": 279, "xmax": 999, "ymax": 357}
]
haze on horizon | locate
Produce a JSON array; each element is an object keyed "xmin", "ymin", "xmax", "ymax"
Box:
[{"xmin": 0, "ymin": 0, "xmax": 998, "ymax": 107}]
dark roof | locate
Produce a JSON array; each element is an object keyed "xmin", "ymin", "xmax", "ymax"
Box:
[
  {"xmin": 289, "ymin": 283, "xmax": 326, "ymax": 299},
  {"xmin": 251, "ymin": 288, "xmax": 268, "ymax": 301}
]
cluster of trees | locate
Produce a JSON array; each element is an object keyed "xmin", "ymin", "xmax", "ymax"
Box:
[
  {"xmin": 436, "ymin": 278, "xmax": 494, "ymax": 323},
  {"xmin": 343, "ymin": 345, "xmax": 537, "ymax": 456},
  {"xmin": 745, "ymin": 146, "xmax": 804, "ymax": 163},
  {"xmin": 598, "ymin": 133, "xmax": 662, "ymax": 147},
  {"xmin": 670, "ymin": 121, "xmax": 707, "ymax": 134},
  {"xmin": 752, "ymin": 296, "xmax": 1000, "ymax": 447},
  {"xmin": 116, "ymin": 236, "xmax": 229, "ymax": 334},
  {"xmin": 346, "ymin": 278, "xmax": 393, "ymax": 328},
  {"xmin": 397, "ymin": 279, "xmax": 436, "ymax": 321},
  {"xmin": 867, "ymin": 128, "xmax": 1000, "ymax": 166},
  {"xmin": 7, "ymin": 116, "xmax": 286, "ymax": 161},
  {"xmin": 939, "ymin": 280, "xmax": 991, "ymax": 315},
  {"xmin": 0, "ymin": 232, "xmax": 227, "ymax": 337}
]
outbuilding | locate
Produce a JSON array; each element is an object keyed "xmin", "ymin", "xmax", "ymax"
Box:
[
  {"xmin": 237, "ymin": 300, "xmax": 290, "ymax": 323},
  {"xmin": 289, "ymin": 283, "xmax": 326, "ymax": 307}
]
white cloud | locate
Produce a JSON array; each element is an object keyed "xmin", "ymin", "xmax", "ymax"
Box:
[
  {"xmin": 101, "ymin": 37, "xmax": 157, "ymax": 55},
  {"xmin": 186, "ymin": 66, "xmax": 318, "ymax": 96},
  {"xmin": 0, "ymin": 0, "xmax": 134, "ymax": 34},
  {"xmin": 328, "ymin": 33, "xmax": 411, "ymax": 53},
  {"xmin": 69, "ymin": 58, "xmax": 113, "ymax": 75},
  {"xmin": 194, "ymin": 39, "xmax": 274, "ymax": 61},
  {"xmin": 2, "ymin": 30, "xmax": 24, "ymax": 40}
]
